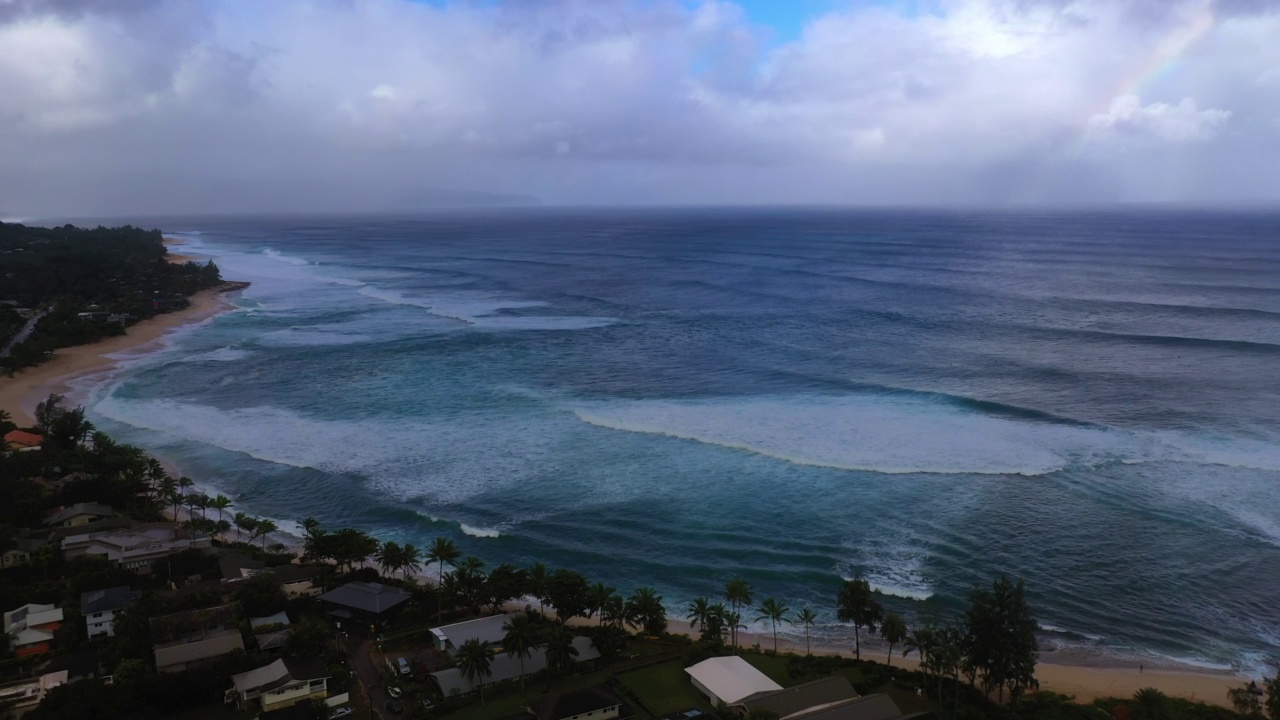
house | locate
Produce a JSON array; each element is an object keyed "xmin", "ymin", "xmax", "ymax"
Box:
[
  {"xmin": 37, "ymin": 647, "xmax": 101, "ymax": 683},
  {"xmin": 774, "ymin": 693, "xmax": 928, "ymax": 720},
  {"xmin": 250, "ymin": 611, "xmax": 292, "ymax": 653},
  {"xmin": 0, "ymin": 670, "xmax": 66, "ymax": 719},
  {"xmin": 229, "ymin": 657, "xmax": 330, "ymax": 713},
  {"xmin": 684, "ymin": 656, "xmax": 783, "ymax": 707},
  {"xmin": 269, "ymin": 565, "xmax": 322, "ymax": 599},
  {"xmin": 429, "ymin": 613, "xmax": 515, "ymax": 652},
  {"xmin": 318, "ymin": 582, "xmax": 411, "ymax": 629},
  {"xmin": 4, "ymin": 604, "xmax": 63, "ymax": 658},
  {"xmin": 431, "ymin": 636, "xmax": 600, "ymax": 698},
  {"xmin": 1, "ymin": 537, "xmax": 44, "ymax": 570},
  {"xmin": 80, "ymin": 586, "xmax": 141, "ymax": 638},
  {"xmin": 3, "ymin": 430, "xmax": 42, "ymax": 450},
  {"xmin": 218, "ymin": 552, "xmax": 264, "ymax": 580},
  {"xmin": 738, "ymin": 677, "xmax": 859, "ymax": 718},
  {"xmin": 43, "ymin": 502, "xmax": 114, "ymax": 528},
  {"xmin": 62, "ymin": 523, "xmax": 211, "ymax": 573},
  {"xmin": 529, "ymin": 685, "xmax": 625, "ymax": 720},
  {"xmin": 151, "ymin": 604, "xmax": 245, "ymax": 672}
]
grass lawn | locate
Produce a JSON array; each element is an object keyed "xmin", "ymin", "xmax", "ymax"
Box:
[
  {"xmin": 742, "ymin": 653, "xmax": 794, "ymax": 687},
  {"xmin": 617, "ymin": 659, "xmax": 714, "ymax": 716},
  {"xmin": 437, "ymin": 669, "xmax": 615, "ymax": 720}
]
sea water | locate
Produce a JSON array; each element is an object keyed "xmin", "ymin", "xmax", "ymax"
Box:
[{"xmin": 78, "ymin": 209, "xmax": 1279, "ymax": 675}]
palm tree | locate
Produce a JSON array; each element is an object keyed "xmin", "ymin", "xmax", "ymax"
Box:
[
  {"xmin": 502, "ymin": 613, "xmax": 536, "ymax": 691},
  {"xmin": 904, "ymin": 624, "xmax": 939, "ymax": 688},
  {"xmin": 723, "ymin": 579, "xmax": 753, "ymax": 654},
  {"xmin": 795, "ymin": 607, "xmax": 818, "ymax": 656},
  {"xmin": 454, "ymin": 638, "xmax": 493, "ymax": 705},
  {"xmin": 587, "ymin": 581, "xmax": 616, "ymax": 621},
  {"xmin": 158, "ymin": 476, "xmax": 178, "ymax": 518},
  {"xmin": 1132, "ymin": 688, "xmax": 1168, "ymax": 720},
  {"xmin": 880, "ymin": 612, "xmax": 907, "ymax": 667},
  {"xmin": 687, "ymin": 596, "xmax": 712, "ymax": 633},
  {"xmin": 401, "ymin": 543, "xmax": 423, "ymax": 580},
  {"xmin": 625, "ymin": 587, "xmax": 666, "ymax": 636},
  {"xmin": 255, "ymin": 518, "xmax": 278, "ymax": 550},
  {"xmin": 427, "ymin": 537, "xmax": 461, "ymax": 624},
  {"xmin": 601, "ymin": 593, "xmax": 626, "ymax": 629},
  {"xmin": 527, "ymin": 562, "xmax": 549, "ymax": 617},
  {"xmin": 703, "ymin": 603, "xmax": 729, "ymax": 645},
  {"xmin": 376, "ymin": 541, "xmax": 403, "ymax": 577},
  {"xmin": 544, "ymin": 628, "xmax": 580, "ymax": 678},
  {"xmin": 836, "ymin": 576, "xmax": 882, "ymax": 661},
  {"xmin": 756, "ymin": 598, "xmax": 790, "ymax": 654},
  {"xmin": 209, "ymin": 495, "xmax": 231, "ymax": 524}
]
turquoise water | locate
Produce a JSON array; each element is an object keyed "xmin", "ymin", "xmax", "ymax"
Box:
[{"xmin": 81, "ymin": 210, "xmax": 1279, "ymax": 676}]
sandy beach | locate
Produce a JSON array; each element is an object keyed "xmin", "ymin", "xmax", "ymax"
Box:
[{"xmin": 0, "ymin": 285, "xmax": 242, "ymax": 427}]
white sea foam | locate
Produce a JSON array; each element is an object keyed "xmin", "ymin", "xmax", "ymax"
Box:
[
  {"xmin": 91, "ymin": 396, "xmax": 561, "ymax": 505},
  {"xmin": 573, "ymin": 395, "xmax": 1280, "ymax": 478},
  {"xmin": 460, "ymin": 524, "xmax": 502, "ymax": 538},
  {"xmin": 256, "ymin": 328, "xmax": 374, "ymax": 347},
  {"xmin": 841, "ymin": 539, "xmax": 935, "ymax": 601},
  {"xmin": 357, "ymin": 285, "xmax": 611, "ymax": 330},
  {"xmin": 177, "ymin": 347, "xmax": 252, "ymax": 363},
  {"xmin": 264, "ymin": 248, "xmax": 311, "ymax": 265}
]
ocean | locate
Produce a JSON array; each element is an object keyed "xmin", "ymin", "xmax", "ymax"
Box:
[{"xmin": 77, "ymin": 209, "xmax": 1279, "ymax": 676}]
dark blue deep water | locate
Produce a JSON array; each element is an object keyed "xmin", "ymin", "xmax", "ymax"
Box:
[{"xmin": 83, "ymin": 209, "xmax": 1279, "ymax": 674}]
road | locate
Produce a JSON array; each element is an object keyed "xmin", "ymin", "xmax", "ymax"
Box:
[
  {"xmin": 0, "ymin": 310, "xmax": 47, "ymax": 358},
  {"xmin": 343, "ymin": 633, "xmax": 386, "ymax": 720}
]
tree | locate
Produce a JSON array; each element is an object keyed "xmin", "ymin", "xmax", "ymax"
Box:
[
  {"xmin": 47, "ymin": 406, "xmax": 92, "ymax": 450},
  {"xmin": 601, "ymin": 593, "xmax": 626, "ymax": 629},
  {"xmin": 880, "ymin": 613, "xmax": 907, "ymax": 667},
  {"xmin": 795, "ymin": 607, "xmax": 818, "ymax": 656},
  {"xmin": 236, "ymin": 572, "xmax": 287, "ymax": 617},
  {"xmin": 400, "ymin": 543, "xmax": 423, "ymax": 579},
  {"xmin": 454, "ymin": 638, "xmax": 493, "ymax": 705},
  {"xmin": 485, "ymin": 564, "xmax": 528, "ymax": 613},
  {"xmin": 545, "ymin": 628, "xmax": 580, "ymax": 678},
  {"xmin": 376, "ymin": 541, "xmax": 404, "ymax": 577},
  {"xmin": 1265, "ymin": 674, "xmax": 1280, "ymax": 720},
  {"xmin": 723, "ymin": 579, "xmax": 753, "ymax": 655},
  {"xmin": 963, "ymin": 575, "xmax": 1039, "ymax": 704},
  {"xmin": 755, "ymin": 598, "xmax": 790, "ymax": 654},
  {"xmin": 625, "ymin": 587, "xmax": 667, "ymax": 636},
  {"xmin": 34, "ymin": 393, "xmax": 65, "ymax": 434},
  {"xmin": 836, "ymin": 576, "xmax": 882, "ymax": 660},
  {"xmin": 0, "ymin": 408, "xmax": 14, "ymax": 434},
  {"xmin": 427, "ymin": 537, "xmax": 461, "ymax": 623},
  {"xmin": 545, "ymin": 569, "xmax": 591, "ymax": 624},
  {"xmin": 687, "ymin": 597, "xmax": 712, "ymax": 633},
  {"xmin": 502, "ymin": 613, "xmax": 537, "ymax": 691},
  {"xmin": 255, "ymin": 518, "xmax": 278, "ymax": 549},
  {"xmin": 527, "ymin": 562, "xmax": 549, "ymax": 617},
  {"xmin": 588, "ymin": 581, "xmax": 616, "ymax": 621},
  {"xmin": 1132, "ymin": 688, "xmax": 1168, "ymax": 720},
  {"xmin": 209, "ymin": 495, "xmax": 231, "ymax": 525}
]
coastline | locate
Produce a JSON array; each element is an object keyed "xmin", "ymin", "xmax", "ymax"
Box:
[{"xmin": 0, "ymin": 283, "xmax": 246, "ymax": 426}]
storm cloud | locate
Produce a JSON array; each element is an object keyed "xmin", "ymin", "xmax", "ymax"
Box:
[{"xmin": 0, "ymin": 0, "xmax": 1277, "ymax": 214}]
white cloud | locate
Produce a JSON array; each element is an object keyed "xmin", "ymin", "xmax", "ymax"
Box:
[
  {"xmin": 0, "ymin": 0, "xmax": 1276, "ymax": 212},
  {"xmin": 1087, "ymin": 95, "xmax": 1232, "ymax": 144}
]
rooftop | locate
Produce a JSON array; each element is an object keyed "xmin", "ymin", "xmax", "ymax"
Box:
[
  {"xmin": 80, "ymin": 586, "xmax": 141, "ymax": 616},
  {"xmin": 44, "ymin": 502, "xmax": 113, "ymax": 526},
  {"xmin": 319, "ymin": 582, "xmax": 411, "ymax": 615},
  {"xmin": 685, "ymin": 656, "xmax": 783, "ymax": 706},
  {"xmin": 530, "ymin": 685, "xmax": 624, "ymax": 720},
  {"xmin": 431, "ymin": 613, "xmax": 515, "ymax": 647},
  {"xmin": 4, "ymin": 430, "xmax": 42, "ymax": 448},
  {"xmin": 740, "ymin": 676, "xmax": 859, "ymax": 717},
  {"xmin": 231, "ymin": 657, "xmax": 330, "ymax": 697}
]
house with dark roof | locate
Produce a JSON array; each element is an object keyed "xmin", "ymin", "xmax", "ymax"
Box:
[
  {"xmin": 229, "ymin": 657, "xmax": 331, "ymax": 713},
  {"xmin": 151, "ymin": 604, "xmax": 245, "ymax": 672},
  {"xmin": 318, "ymin": 582, "xmax": 411, "ymax": 629},
  {"xmin": 268, "ymin": 565, "xmax": 322, "ymax": 598},
  {"xmin": 528, "ymin": 685, "xmax": 626, "ymax": 720},
  {"xmin": 43, "ymin": 502, "xmax": 113, "ymax": 528},
  {"xmin": 773, "ymin": 692, "xmax": 929, "ymax": 720},
  {"xmin": 80, "ymin": 586, "xmax": 141, "ymax": 638}
]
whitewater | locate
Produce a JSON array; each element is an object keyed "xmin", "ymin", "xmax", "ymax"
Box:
[{"xmin": 74, "ymin": 209, "xmax": 1279, "ymax": 677}]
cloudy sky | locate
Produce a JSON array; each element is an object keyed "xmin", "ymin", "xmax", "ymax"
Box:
[{"xmin": 1, "ymin": 0, "xmax": 1278, "ymax": 215}]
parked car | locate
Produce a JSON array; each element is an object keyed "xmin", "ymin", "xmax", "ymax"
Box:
[
  {"xmin": 328, "ymin": 709, "xmax": 353, "ymax": 719},
  {"xmin": 385, "ymin": 697, "xmax": 404, "ymax": 714},
  {"xmin": 387, "ymin": 686, "xmax": 403, "ymax": 699},
  {"xmin": 396, "ymin": 657, "xmax": 410, "ymax": 676}
]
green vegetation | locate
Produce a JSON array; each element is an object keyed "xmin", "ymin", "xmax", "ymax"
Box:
[{"xmin": 0, "ymin": 221, "xmax": 224, "ymax": 374}]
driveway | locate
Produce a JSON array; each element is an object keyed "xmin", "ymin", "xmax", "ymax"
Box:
[{"xmin": 343, "ymin": 634, "xmax": 385, "ymax": 719}]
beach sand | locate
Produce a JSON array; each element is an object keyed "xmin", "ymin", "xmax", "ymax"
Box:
[{"xmin": 0, "ymin": 286, "xmax": 241, "ymax": 426}]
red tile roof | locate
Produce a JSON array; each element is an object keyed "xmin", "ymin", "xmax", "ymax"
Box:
[{"xmin": 4, "ymin": 430, "xmax": 43, "ymax": 448}]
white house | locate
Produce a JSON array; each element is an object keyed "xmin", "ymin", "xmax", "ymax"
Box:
[
  {"xmin": 62, "ymin": 524, "xmax": 211, "ymax": 574},
  {"xmin": 229, "ymin": 658, "xmax": 331, "ymax": 713},
  {"xmin": 4, "ymin": 604, "xmax": 64, "ymax": 658},
  {"xmin": 0, "ymin": 670, "xmax": 67, "ymax": 719},
  {"xmin": 685, "ymin": 656, "xmax": 783, "ymax": 707},
  {"xmin": 80, "ymin": 586, "xmax": 141, "ymax": 639},
  {"xmin": 429, "ymin": 613, "xmax": 515, "ymax": 652}
]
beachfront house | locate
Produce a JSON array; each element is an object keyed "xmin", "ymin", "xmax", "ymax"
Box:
[
  {"xmin": 431, "ymin": 636, "xmax": 600, "ymax": 698},
  {"xmin": 44, "ymin": 502, "xmax": 114, "ymax": 528},
  {"xmin": 3, "ymin": 430, "xmax": 42, "ymax": 451},
  {"xmin": 685, "ymin": 656, "xmax": 783, "ymax": 707},
  {"xmin": 62, "ymin": 523, "xmax": 211, "ymax": 574},
  {"xmin": 4, "ymin": 604, "xmax": 63, "ymax": 658},
  {"xmin": 151, "ymin": 604, "xmax": 245, "ymax": 673},
  {"xmin": 219, "ymin": 553, "xmax": 322, "ymax": 599},
  {"xmin": 318, "ymin": 582, "xmax": 411, "ymax": 631},
  {"xmin": 250, "ymin": 611, "xmax": 293, "ymax": 653},
  {"xmin": 80, "ymin": 586, "xmax": 141, "ymax": 639},
  {"xmin": 736, "ymin": 676, "xmax": 859, "ymax": 716},
  {"xmin": 528, "ymin": 685, "xmax": 625, "ymax": 720},
  {"xmin": 429, "ymin": 613, "xmax": 514, "ymax": 653},
  {"xmin": 229, "ymin": 657, "xmax": 330, "ymax": 714}
]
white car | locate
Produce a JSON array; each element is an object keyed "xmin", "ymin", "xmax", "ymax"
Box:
[
  {"xmin": 396, "ymin": 657, "xmax": 411, "ymax": 676},
  {"xmin": 387, "ymin": 687, "xmax": 403, "ymax": 699},
  {"xmin": 329, "ymin": 708, "xmax": 353, "ymax": 719}
]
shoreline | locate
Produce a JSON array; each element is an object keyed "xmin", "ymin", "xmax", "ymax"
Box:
[{"xmin": 0, "ymin": 283, "xmax": 247, "ymax": 426}]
